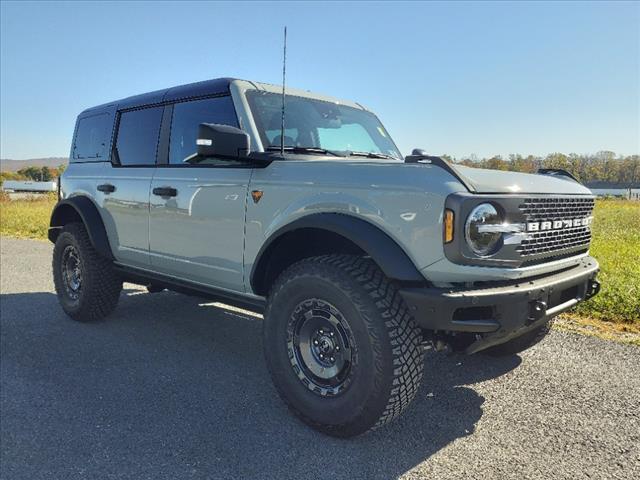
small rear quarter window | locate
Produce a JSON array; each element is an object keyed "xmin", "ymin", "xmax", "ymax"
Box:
[{"xmin": 73, "ymin": 113, "xmax": 111, "ymax": 160}]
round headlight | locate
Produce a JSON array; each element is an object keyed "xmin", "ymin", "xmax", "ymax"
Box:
[{"xmin": 465, "ymin": 203, "xmax": 502, "ymax": 256}]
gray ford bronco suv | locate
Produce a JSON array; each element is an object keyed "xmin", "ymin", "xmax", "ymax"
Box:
[{"xmin": 50, "ymin": 78, "xmax": 600, "ymax": 437}]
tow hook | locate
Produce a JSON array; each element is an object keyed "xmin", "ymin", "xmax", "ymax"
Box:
[
  {"xmin": 527, "ymin": 300, "xmax": 547, "ymax": 325},
  {"xmin": 586, "ymin": 280, "xmax": 601, "ymax": 299}
]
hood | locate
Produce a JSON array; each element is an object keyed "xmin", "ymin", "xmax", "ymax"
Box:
[{"xmin": 453, "ymin": 165, "xmax": 593, "ymax": 195}]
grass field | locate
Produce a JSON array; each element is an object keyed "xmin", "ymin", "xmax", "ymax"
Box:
[
  {"xmin": 569, "ymin": 199, "xmax": 640, "ymax": 326},
  {"xmin": 1, "ymin": 194, "xmax": 638, "ymax": 330},
  {"xmin": 0, "ymin": 193, "xmax": 57, "ymax": 240}
]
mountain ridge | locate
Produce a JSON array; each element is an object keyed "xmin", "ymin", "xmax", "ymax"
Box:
[{"xmin": 1, "ymin": 158, "xmax": 69, "ymax": 172}]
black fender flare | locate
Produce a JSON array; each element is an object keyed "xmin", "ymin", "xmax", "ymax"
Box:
[
  {"xmin": 48, "ymin": 196, "xmax": 114, "ymax": 260},
  {"xmin": 250, "ymin": 213, "xmax": 425, "ymax": 293}
]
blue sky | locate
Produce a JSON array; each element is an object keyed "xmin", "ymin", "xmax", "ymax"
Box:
[{"xmin": 1, "ymin": 0, "xmax": 638, "ymax": 159}]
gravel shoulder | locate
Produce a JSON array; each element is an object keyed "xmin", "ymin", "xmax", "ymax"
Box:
[{"xmin": 1, "ymin": 237, "xmax": 639, "ymax": 480}]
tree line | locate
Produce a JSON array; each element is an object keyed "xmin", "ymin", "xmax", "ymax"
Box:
[
  {"xmin": 0, "ymin": 165, "xmax": 66, "ymax": 185},
  {"xmin": 1, "ymin": 152, "xmax": 639, "ymax": 187},
  {"xmin": 445, "ymin": 151, "xmax": 640, "ymax": 187}
]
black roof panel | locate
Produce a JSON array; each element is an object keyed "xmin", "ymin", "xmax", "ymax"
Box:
[
  {"xmin": 164, "ymin": 77, "xmax": 235, "ymax": 102},
  {"xmin": 80, "ymin": 77, "xmax": 237, "ymax": 114},
  {"xmin": 116, "ymin": 87, "xmax": 169, "ymax": 110}
]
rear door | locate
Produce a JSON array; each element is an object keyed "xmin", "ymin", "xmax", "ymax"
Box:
[
  {"xmin": 148, "ymin": 96, "xmax": 252, "ymax": 292},
  {"xmin": 98, "ymin": 106, "xmax": 163, "ymax": 268}
]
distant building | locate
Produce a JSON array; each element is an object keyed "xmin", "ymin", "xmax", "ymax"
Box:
[{"xmin": 1, "ymin": 180, "xmax": 57, "ymax": 192}]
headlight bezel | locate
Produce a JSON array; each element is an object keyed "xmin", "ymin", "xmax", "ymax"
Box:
[
  {"xmin": 464, "ymin": 203, "xmax": 504, "ymax": 257},
  {"xmin": 442, "ymin": 192, "xmax": 527, "ymax": 268}
]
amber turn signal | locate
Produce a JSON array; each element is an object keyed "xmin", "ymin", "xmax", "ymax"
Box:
[{"xmin": 444, "ymin": 209, "xmax": 454, "ymax": 243}]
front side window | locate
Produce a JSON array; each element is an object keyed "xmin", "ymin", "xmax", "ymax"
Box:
[
  {"xmin": 115, "ymin": 106, "xmax": 163, "ymax": 166},
  {"xmin": 168, "ymin": 96, "xmax": 238, "ymax": 164},
  {"xmin": 246, "ymin": 91, "xmax": 402, "ymax": 160}
]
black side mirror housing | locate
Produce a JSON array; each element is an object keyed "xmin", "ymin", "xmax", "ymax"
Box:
[{"xmin": 196, "ymin": 123, "xmax": 250, "ymax": 159}]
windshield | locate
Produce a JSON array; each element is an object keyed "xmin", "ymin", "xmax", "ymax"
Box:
[{"xmin": 246, "ymin": 91, "xmax": 403, "ymax": 160}]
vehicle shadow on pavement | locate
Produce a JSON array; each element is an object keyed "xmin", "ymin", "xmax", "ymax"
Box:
[{"xmin": 0, "ymin": 289, "xmax": 521, "ymax": 480}]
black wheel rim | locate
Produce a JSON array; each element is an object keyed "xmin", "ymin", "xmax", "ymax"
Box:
[
  {"xmin": 287, "ymin": 299, "xmax": 355, "ymax": 396},
  {"xmin": 61, "ymin": 245, "xmax": 82, "ymax": 300}
]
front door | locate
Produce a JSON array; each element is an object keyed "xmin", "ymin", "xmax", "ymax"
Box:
[{"xmin": 148, "ymin": 96, "xmax": 252, "ymax": 292}]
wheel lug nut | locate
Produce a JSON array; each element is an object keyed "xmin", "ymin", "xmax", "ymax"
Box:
[
  {"xmin": 330, "ymin": 357, "xmax": 335, "ymax": 362},
  {"xmin": 335, "ymin": 346, "xmax": 340, "ymax": 352},
  {"xmin": 319, "ymin": 329, "xmax": 324, "ymax": 334},
  {"xmin": 319, "ymin": 353, "xmax": 324, "ymax": 359},
  {"xmin": 314, "ymin": 340, "xmax": 319, "ymax": 345}
]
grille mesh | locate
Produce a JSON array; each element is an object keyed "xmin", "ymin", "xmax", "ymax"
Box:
[{"xmin": 517, "ymin": 197, "xmax": 594, "ymax": 257}]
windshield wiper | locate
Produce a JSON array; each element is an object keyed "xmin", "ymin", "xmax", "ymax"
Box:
[
  {"xmin": 346, "ymin": 151, "xmax": 399, "ymax": 160},
  {"xmin": 265, "ymin": 146, "xmax": 341, "ymax": 157},
  {"xmin": 265, "ymin": 146, "xmax": 399, "ymax": 160}
]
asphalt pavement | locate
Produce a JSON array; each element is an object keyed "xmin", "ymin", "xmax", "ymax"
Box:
[{"xmin": 1, "ymin": 237, "xmax": 638, "ymax": 480}]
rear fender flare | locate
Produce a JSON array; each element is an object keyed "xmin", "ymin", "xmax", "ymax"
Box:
[{"xmin": 48, "ymin": 196, "xmax": 113, "ymax": 260}]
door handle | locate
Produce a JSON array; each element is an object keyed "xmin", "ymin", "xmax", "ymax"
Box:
[
  {"xmin": 97, "ymin": 183, "xmax": 116, "ymax": 193},
  {"xmin": 152, "ymin": 186, "xmax": 178, "ymax": 197}
]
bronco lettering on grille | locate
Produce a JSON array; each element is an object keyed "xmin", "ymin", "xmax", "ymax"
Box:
[{"xmin": 526, "ymin": 216, "xmax": 593, "ymax": 232}]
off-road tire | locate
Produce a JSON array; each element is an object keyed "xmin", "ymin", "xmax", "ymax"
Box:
[
  {"xmin": 263, "ymin": 254, "xmax": 425, "ymax": 438},
  {"xmin": 52, "ymin": 222, "xmax": 122, "ymax": 322},
  {"xmin": 484, "ymin": 321, "xmax": 552, "ymax": 357}
]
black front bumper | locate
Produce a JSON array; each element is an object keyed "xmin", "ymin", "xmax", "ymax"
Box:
[{"xmin": 399, "ymin": 256, "xmax": 600, "ymax": 354}]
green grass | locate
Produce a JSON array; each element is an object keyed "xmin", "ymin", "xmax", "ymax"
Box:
[
  {"xmin": 1, "ymin": 195, "xmax": 638, "ymax": 326},
  {"xmin": 0, "ymin": 193, "xmax": 57, "ymax": 240},
  {"xmin": 570, "ymin": 199, "xmax": 640, "ymax": 325}
]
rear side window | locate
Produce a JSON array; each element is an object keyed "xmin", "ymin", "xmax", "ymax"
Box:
[
  {"xmin": 115, "ymin": 106, "xmax": 163, "ymax": 166},
  {"xmin": 169, "ymin": 96, "xmax": 238, "ymax": 164},
  {"xmin": 73, "ymin": 113, "xmax": 110, "ymax": 160}
]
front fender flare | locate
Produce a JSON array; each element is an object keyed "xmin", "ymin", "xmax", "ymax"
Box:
[
  {"xmin": 251, "ymin": 213, "xmax": 425, "ymax": 293},
  {"xmin": 48, "ymin": 196, "xmax": 113, "ymax": 260}
]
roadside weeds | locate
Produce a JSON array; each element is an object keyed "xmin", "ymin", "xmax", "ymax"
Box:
[{"xmin": 555, "ymin": 314, "xmax": 640, "ymax": 347}]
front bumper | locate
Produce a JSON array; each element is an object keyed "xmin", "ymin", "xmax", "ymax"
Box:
[{"xmin": 399, "ymin": 256, "xmax": 600, "ymax": 354}]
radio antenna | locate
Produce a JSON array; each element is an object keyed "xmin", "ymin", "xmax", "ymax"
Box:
[{"xmin": 280, "ymin": 26, "xmax": 287, "ymax": 155}]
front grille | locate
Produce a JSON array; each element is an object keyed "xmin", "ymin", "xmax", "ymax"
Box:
[
  {"xmin": 518, "ymin": 197, "xmax": 595, "ymax": 221},
  {"xmin": 516, "ymin": 197, "xmax": 595, "ymax": 257}
]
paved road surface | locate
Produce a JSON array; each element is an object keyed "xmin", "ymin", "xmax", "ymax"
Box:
[{"xmin": 1, "ymin": 237, "xmax": 638, "ymax": 479}]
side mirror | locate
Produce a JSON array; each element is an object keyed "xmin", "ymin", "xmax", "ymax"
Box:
[{"xmin": 196, "ymin": 123, "xmax": 250, "ymax": 159}]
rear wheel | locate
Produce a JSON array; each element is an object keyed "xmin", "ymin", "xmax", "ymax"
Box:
[
  {"xmin": 484, "ymin": 321, "xmax": 552, "ymax": 356},
  {"xmin": 263, "ymin": 255, "xmax": 425, "ymax": 438},
  {"xmin": 52, "ymin": 222, "xmax": 122, "ymax": 321}
]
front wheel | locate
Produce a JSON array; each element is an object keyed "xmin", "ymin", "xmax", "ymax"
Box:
[
  {"xmin": 52, "ymin": 222, "xmax": 122, "ymax": 322},
  {"xmin": 263, "ymin": 255, "xmax": 425, "ymax": 438}
]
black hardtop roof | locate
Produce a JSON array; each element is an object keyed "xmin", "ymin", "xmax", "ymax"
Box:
[{"xmin": 80, "ymin": 77, "xmax": 238, "ymax": 116}]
